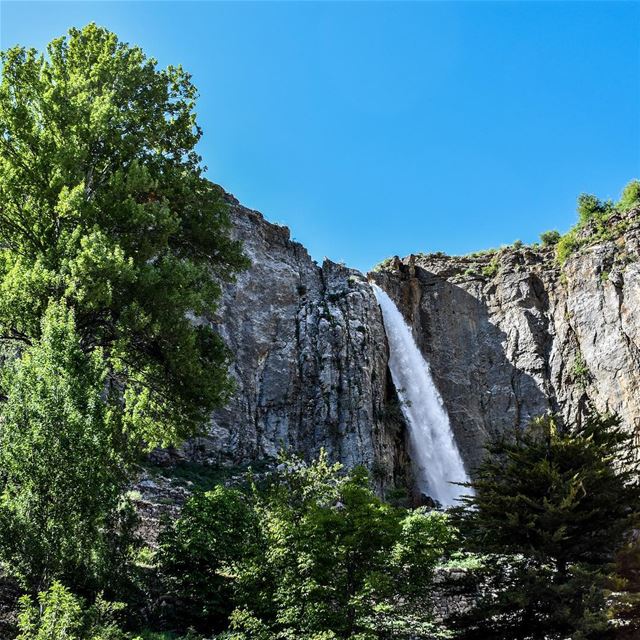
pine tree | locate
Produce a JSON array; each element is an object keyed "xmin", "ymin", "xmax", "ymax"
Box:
[{"xmin": 449, "ymin": 413, "xmax": 640, "ymax": 640}]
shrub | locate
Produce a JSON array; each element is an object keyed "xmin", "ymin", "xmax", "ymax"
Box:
[
  {"xmin": 556, "ymin": 229, "xmax": 580, "ymax": 264},
  {"xmin": 16, "ymin": 581, "xmax": 127, "ymax": 640},
  {"xmin": 228, "ymin": 452, "xmax": 455, "ymax": 640},
  {"xmin": 372, "ymin": 257, "xmax": 395, "ymax": 272},
  {"xmin": 571, "ymin": 351, "xmax": 591, "ymax": 387},
  {"xmin": 540, "ymin": 230, "xmax": 561, "ymax": 246},
  {"xmin": 577, "ymin": 193, "xmax": 604, "ymax": 223},
  {"xmin": 157, "ymin": 486, "xmax": 258, "ymax": 633},
  {"xmin": 482, "ymin": 258, "xmax": 499, "ymax": 278},
  {"xmin": 618, "ymin": 179, "xmax": 640, "ymax": 212}
]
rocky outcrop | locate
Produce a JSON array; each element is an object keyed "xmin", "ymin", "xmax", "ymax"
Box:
[
  {"xmin": 371, "ymin": 207, "xmax": 640, "ymax": 470},
  {"xmin": 182, "ymin": 195, "xmax": 639, "ymax": 491},
  {"xmin": 185, "ymin": 195, "xmax": 410, "ymax": 492}
]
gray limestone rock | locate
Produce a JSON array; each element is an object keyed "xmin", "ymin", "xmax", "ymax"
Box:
[
  {"xmin": 184, "ymin": 195, "xmax": 409, "ymax": 492},
  {"xmin": 182, "ymin": 195, "xmax": 639, "ymax": 489}
]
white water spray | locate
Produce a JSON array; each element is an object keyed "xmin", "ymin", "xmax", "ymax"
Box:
[{"xmin": 372, "ymin": 284, "xmax": 470, "ymax": 507}]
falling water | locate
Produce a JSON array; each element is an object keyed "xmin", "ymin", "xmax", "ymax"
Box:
[{"xmin": 371, "ymin": 284, "xmax": 470, "ymax": 507}]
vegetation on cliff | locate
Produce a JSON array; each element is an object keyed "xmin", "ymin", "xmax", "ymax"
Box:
[
  {"xmin": 371, "ymin": 178, "xmax": 639, "ymax": 275},
  {"xmin": 556, "ymin": 180, "xmax": 640, "ymax": 264}
]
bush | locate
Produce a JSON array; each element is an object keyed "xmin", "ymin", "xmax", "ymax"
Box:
[
  {"xmin": 556, "ymin": 229, "xmax": 580, "ymax": 264},
  {"xmin": 571, "ymin": 351, "xmax": 591, "ymax": 387},
  {"xmin": 158, "ymin": 486, "xmax": 258, "ymax": 633},
  {"xmin": 160, "ymin": 453, "xmax": 457, "ymax": 638},
  {"xmin": 16, "ymin": 581, "xmax": 127, "ymax": 640},
  {"xmin": 618, "ymin": 179, "xmax": 640, "ymax": 212},
  {"xmin": 540, "ymin": 230, "xmax": 561, "ymax": 246},
  {"xmin": 554, "ymin": 182, "xmax": 635, "ymax": 264},
  {"xmin": 577, "ymin": 193, "xmax": 604, "ymax": 223},
  {"xmin": 228, "ymin": 452, "xmax": 455, "ymax": 640},
  {"xmin": 482, "ymin": 258, "xmax": 499, "ymax": 278}
]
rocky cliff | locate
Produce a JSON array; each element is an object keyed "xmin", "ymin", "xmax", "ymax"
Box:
[
  {"xmin": 372, "ymin": 206, "xmax": 640, "ymax": 471},
  {"xmin": 185, "ymin": 197, "xmax": 640, "ymax": 493},
  {"xmin": 182, "ymin": 195, "xmax": 410, "ymax": 491}
]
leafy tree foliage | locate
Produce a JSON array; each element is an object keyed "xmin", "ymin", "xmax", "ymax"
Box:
[
  {"xmin": 450, "ymin": 414, "xmax": 640, "ymax": 640},
  {"xmin": 0, "ymin": 23, "xmax": 248, "ymax": 447},
  {"xmin": 217, "ymin": 453, "xmax": 454, "ymax": 639},
  {"xmin": 556, "ymin": 179, "xmax": 639, "ymax": 264},
  {"xmin": 617, "ymin": 179, "xmax": 640, "ymax": 212},
  {"xmin": 17, "ymin": 580, "xmax": 128, "ymax": 640},
  {"xmin": 576, "ymin": 193, "xmax": 609, "ymax": 223},
  {"xmin": 540, "ymin": 229, "xmax": 561, "ymax": 246},
  {"xmin": 0, "ymin": 302, "xmax": 134, "ymax": 593},
  {"xmin": 158, "ymin": 486, "xmax": 259, "ymax": 633}
]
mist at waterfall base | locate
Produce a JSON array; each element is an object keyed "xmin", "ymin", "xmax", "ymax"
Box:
[{"xmin": 372, "ymin": 284, "xmax": 471, "ymax": 507}]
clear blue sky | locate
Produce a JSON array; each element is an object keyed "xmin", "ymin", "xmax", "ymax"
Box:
[{"xmin": 1, "ymin": 1, "xmax": 639, "ymax": 271}]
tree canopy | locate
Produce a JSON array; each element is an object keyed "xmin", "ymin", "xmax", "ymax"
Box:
[
  {"xmin": 159, "ymin": 453, "xmax": 456, "ymax": 640},
  {"xmin": 0, "ymin": 23, "xmax": 248, "ymax": 447},
  {"xmin": 0, "ymin": 302, "xmax": 130, "ymax": 593}
]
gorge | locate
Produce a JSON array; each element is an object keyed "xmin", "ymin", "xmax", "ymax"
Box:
[{"xmin": 175, "ymin": 191, "xmax": 640, "ymax": 501}]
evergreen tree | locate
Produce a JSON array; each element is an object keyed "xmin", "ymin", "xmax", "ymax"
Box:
[
  {"xmin": 450, "ymin": 414, "xmax": 640, "ymax": 640},
  {"xmin": 608, "ymin": 532, "xmax": 640, "ymax": 639},
  {"xmin": 0, "ymin": 24, "xmax": 248, "ymax": 448}
]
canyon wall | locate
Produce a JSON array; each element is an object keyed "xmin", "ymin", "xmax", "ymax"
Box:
[
  {"xmin": 372, "ymin": 207, "xmax": 640, "ymax": 471},
  {"xmin": 184, "ymin": 195, "xmax": 410, "ymax": 491},
  {"xmin": 189, "ymin": 195, "xmax": 640, "ymax": 492}
]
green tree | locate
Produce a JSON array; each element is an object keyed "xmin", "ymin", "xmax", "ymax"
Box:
[
  {"xmin": 608, "ymin": 532, "xmax": 640, "ymax": 639},
  {"xmin": 540, "ymin": 230, "xmax": 561, "ymax": 246},
  {"xmin": 450, "ymin": 414, "xmax": 640, "ymax": 640},
  {"xmin": 617, "ymin": 179, "xmax": 640, "ymax": 212},
  {"xmin": 227, "ymin": 453, "xmax": 454, "ymax": 639},
  {"xmin": 17, "ymin": 580, "xmax": 128, "ymax": 640},
  {"xmin": 0, "ymin": 302, "xmax": 133, "ymax": 593},
  {"xmin": 576, "ymin": 193, "xmax": 606, "ymax": 223},
  {"xmin": 0, "ymin": 23, "xmax": 248, "ymax": 447},
  {"xmin": 157, "ymin": 486, "xmax": 259, "ymax": 633}
]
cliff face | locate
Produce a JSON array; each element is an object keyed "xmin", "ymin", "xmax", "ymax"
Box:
[
  {"xmin": 372, "ymin": 207, "xmax": 640, "ymax": 470},
  {"xmin": 185, "ymin": 196, "xmax": 409, "ymax": 490},
  {"xmin": 189, "ymin": 197, "xmax": 640, "ymax": 489}
]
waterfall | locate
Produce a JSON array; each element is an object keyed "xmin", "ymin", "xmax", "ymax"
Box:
[{"xmin": 371, "ymin": 284, "xmax": 470, "ymax": 507}]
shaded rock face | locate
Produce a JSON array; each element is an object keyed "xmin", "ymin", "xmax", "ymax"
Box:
[
  {"xmin": 372, "ymin": 208, "xmax": 640, "ymax": 471},
  {"xmin": 187, "ymin": 196, "xmax": 639, "ymax": 489},
  {"xmin": 186, "ymin": 197, "xmax": 410, "ymax": 491}
]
